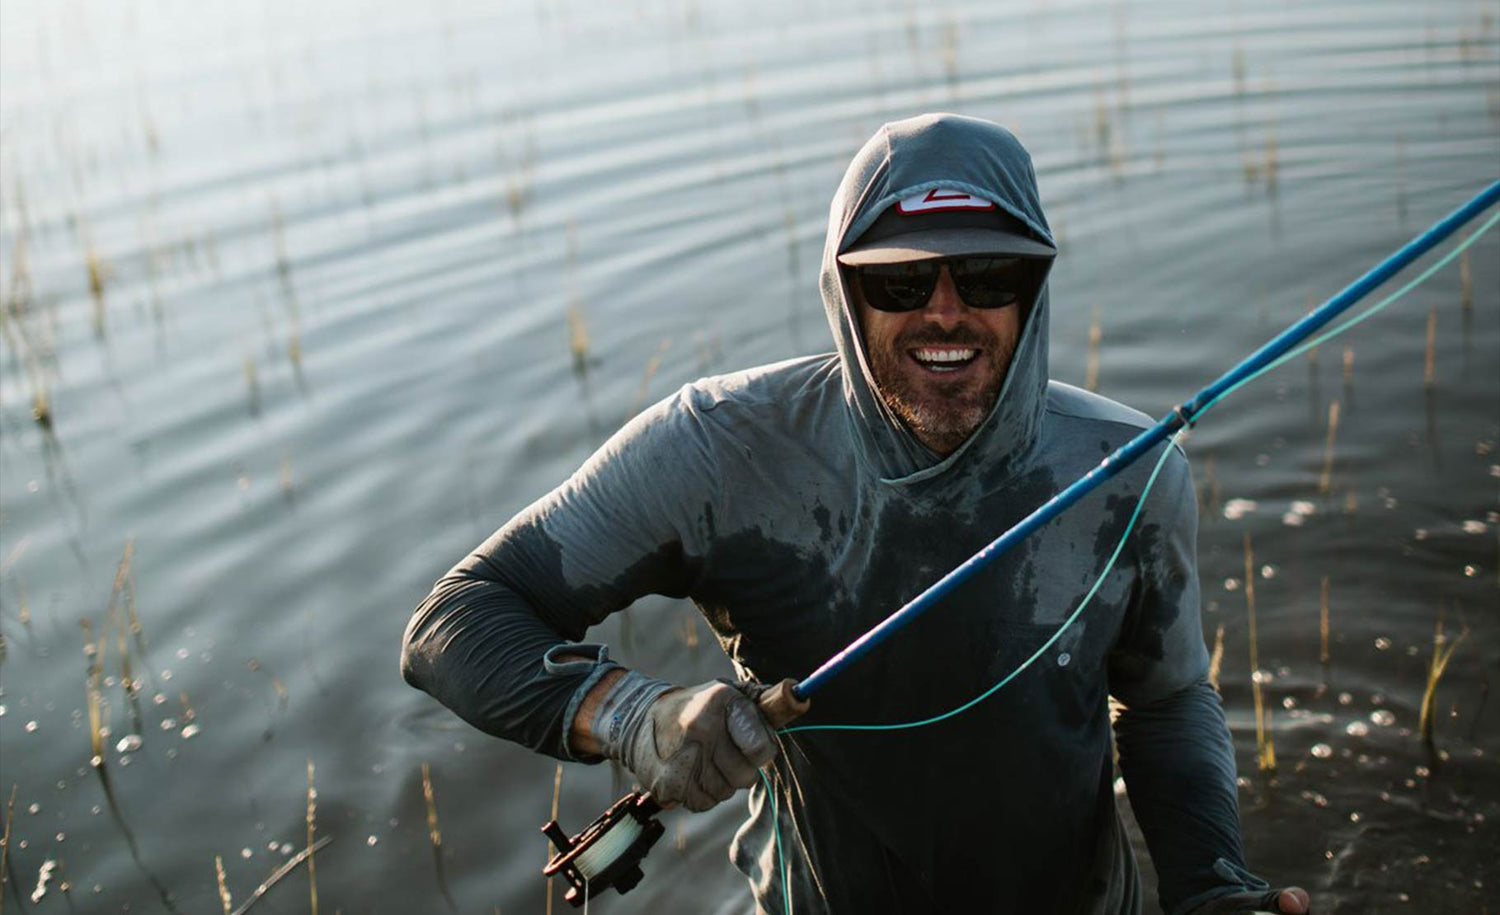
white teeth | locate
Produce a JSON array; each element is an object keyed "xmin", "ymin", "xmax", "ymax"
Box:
[{"xmin": 912, "ymin": 348, "xmax": 977, "ymax": 364}]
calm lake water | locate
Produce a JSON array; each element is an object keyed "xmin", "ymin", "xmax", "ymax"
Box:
[{"xmin": 2, "ymin": 1, "xmax": 1498, "ymax": 912}]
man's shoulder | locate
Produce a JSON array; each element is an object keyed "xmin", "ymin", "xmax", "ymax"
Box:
[
  {"xmin": 1043, "ymin": 380, "xmax": 1156, "ymax": 433},
  {"xmin": 681, "ymin": 353, "xmax": 842, "ymax": 416}
]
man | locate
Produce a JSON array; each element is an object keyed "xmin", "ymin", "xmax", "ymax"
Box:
[{"xmin": 402, "ymin": 113, "xmax": 1310, "ymax": 914}]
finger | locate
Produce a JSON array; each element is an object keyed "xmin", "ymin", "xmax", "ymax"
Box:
[
  {"xmin": 680, "ymin": 757, "xmax": 724, "ymax": 813},
  {"xmin": 724, "ymin": 695, "xmax": 777, "ymax": 766},
  {"xmin": 712, "ymin": 729, "xmax": 763, "ymax": 790},
  {"xmin": 1276, "ymin": 888, "xmax": 1310, "ymax": 914},
  {"xmin": 697, "ymin": 755, "xmax": 734, "ymax": 804}
]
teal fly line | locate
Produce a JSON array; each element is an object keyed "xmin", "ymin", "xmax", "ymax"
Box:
[{"xmin": 754, "ymin": 207, "xmax": 1499, "ymax": 908}]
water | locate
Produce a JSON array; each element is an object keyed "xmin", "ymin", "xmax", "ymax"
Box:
[{"xmin": 1, "ymin": 1, "xmax": 1497, "ymax": 912}]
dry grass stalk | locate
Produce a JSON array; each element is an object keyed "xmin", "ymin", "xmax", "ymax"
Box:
[
  {"xmin": 1244, "ymin": 534, "xmax": 1275, "ymax": 771},
  {"xmin": 2, "ymin": 783, "xmax": 17, "ymax": 915},
  {"xmin": 1341, "ymin": 346, "xmax": 1355, "ymax": 384},
  {"xmin": 1085, "ymin": 309, "xmax": 1102, "ymax": 392},
  {"xmin": 1319, "ymin": 576, "xmax": 1331, "ymax": 665},
  {"xmin": 421, "ymin": 763, "xmax": 457, "ymax": 910},
  {"xmin": 1419, "ymin": 615, "xmax": 1470, "ymax": 748},
  {"xmin": 81, "ymin": 618, "xmax": 108, "ymax": 765},
  {"xmin": 1207, "ymin": 623, "xmax": 1225, "ymax": 692},
  {"xmin": 546, "ymin": 762, "xmax": 563, "ymax": 915},
  {"xmin": 1459, "ymin": 234, "xmax": 1472, "ymax": 311},
  {"xmin": 1423, "ymin": 304, "xmax": 1437, "ymax": 387},
  {"xmin": 422, "ymin": 763, "xmax": 443, "ymax": 850},
  {"xmin": 566, "ymin": 304, "xmax": 590, "ymax": 376},
  {"xmin": 87, "ymin": 246, "xmax": 108, "ymax": 336},
  {"xmin": 215, "ymin": 854, "xmax": 234, "ymax": 915},
  {"xmin": 1318, "ymin": 399, "xmax": 1341, "ymax": 495},
  {"xmin": 630, "ymin": 338, "xmax": 673, "ymax": 416},
  {"xmin": 306, "ymin": 761, "xmax": 319, "ymax": 915},
  {"xmin": 228, "ymin": 835, "xmax": 331, "ymax": 915}
]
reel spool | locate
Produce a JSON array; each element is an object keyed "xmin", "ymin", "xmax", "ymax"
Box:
[{"xmin": 541, "ymin": 791, "xmax": 664, "ymax": 907}]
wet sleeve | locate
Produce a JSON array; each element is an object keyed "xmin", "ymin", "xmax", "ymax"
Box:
[
  {"xmin": 1108, "ymin": 449, "xmax": 1267, "ymax": 914},
  {"xmin": 400, "ymin": 386, "xmax": 718, "ymax": 762}
]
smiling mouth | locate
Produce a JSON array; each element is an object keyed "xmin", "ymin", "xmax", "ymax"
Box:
[{"xmin": 909, "ymin": 346, "xmax": 980, "ymax": 373}]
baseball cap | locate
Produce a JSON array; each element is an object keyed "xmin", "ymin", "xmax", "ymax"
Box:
[{"xmin": 837, "ymin": 188, "xmax": 1057, "ymax": 266}]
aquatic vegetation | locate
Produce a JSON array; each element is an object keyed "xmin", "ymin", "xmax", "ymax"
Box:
[
  {"xmin": 1085, "ymin": 308, "xmax": 1102, "ymax": 393},
  {"xmin": 547, "ymin": 762, "xmax": 564, "ymax": 915},
  {"xmin": 1319, "ymin": 576, "xmax": 1331, "ymax": 667},
  {"xmin": 1423, "ymin": 304, "xmax": 1437, "ymax": 387},
  {"xmin": 1208, "ymin": 623, "xmax": 1225, "ymax": 692},
  {"xmin": 1318, "ymin": 400, "xmax": 1341, "ymax": 496},
  {"xmin": 306, "ymin": 761, "xmax": 320, "ymax": 915},
  {"xmin": 567, "ymin": 303, "xmax": 591, "ymax": 378},
  {"xmin": 1243, "ymin": 534, "xmax": 1275, "ymax": 772},
  {"xmin": 421, "ymin": 763, "xmax": 456, "ymax": 909},
  {"xmin": 215, "ymin": 854, "xmax": 233, "ymax": 914},
  {"xmin": 1418, "ymin": 616, "xmax": 1468, "ymax": 749}
]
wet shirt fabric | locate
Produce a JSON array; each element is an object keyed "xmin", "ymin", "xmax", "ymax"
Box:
[{"xmin": 402, "ymin": 114, "xmax": 1266, "ymax": 915}]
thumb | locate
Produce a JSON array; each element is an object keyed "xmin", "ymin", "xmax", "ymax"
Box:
[{"xmin": 1275, "ymin": 887, "xmax": 1310, "ymax": 914}]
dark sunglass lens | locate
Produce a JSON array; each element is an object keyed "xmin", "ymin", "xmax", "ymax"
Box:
[
  {"xmin": 858, "ymin": 263, "xmax": 939, "ymax": 311},
  {"xmin": 951, "ymin": 257, "xmax": 1028, "ymax": 309}
]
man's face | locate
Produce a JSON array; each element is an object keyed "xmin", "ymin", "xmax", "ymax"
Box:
[{"xmin": 851, "ymin": 262, "xmax": 1023, "ymax": 456}]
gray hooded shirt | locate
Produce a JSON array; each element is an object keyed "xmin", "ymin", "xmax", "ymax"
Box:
[{"xmin": 402, "ymin": 113, "xmax": 1267, "ymax": 915}]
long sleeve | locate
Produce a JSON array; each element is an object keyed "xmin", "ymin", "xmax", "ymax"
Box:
[
  {"xmin": 1108, "ymin": 448, "xmax": 1268, "ymax": 914},
  {"xmin": 400, "ymin": 385, "xmax": 722, "ymax": 760}
]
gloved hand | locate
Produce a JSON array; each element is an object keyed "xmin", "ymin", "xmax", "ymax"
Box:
[
  {"xmin": 590, "ymin": 672, "xmax": 779, "ymax": 812},
  {"xmin": 1188, "ymin": 887, "xmax": 1311, "ymax": 915}
]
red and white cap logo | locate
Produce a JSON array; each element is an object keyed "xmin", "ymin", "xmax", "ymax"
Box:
[{"xmin": 894, "ymin": 188, "xmax": 996, "ymax": 215}]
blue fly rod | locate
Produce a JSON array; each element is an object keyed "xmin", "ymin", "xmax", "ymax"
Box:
[{"xmin": 794, "ymin": 179, "xmax": 1500, "ymax": 702}]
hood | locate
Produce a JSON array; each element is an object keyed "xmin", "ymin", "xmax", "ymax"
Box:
[{"xmin": 818, "ymin": 113, "xmax": 1055, "ymax": 485}]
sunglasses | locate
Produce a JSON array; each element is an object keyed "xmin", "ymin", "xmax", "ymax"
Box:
[{"xmin": 854, "ymin": 257, "xmax": 1049, "ymax": 313}]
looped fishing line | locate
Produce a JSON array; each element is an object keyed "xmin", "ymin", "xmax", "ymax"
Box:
[{"xmin": 755, "ymin": 209, "xmax": 1500, "ymax": 914}]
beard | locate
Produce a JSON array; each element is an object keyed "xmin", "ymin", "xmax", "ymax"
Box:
[{"xmin": 866, "ymin": 323, "xmax": 1016, "ymax": 455}]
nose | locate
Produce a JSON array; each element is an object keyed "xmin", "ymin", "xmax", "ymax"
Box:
[{"xmin": 922, "ymin": 266, "xmax": 967, "ymax": 331}]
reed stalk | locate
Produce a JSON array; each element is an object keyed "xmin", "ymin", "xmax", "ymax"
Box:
[
  {"xmin": 1, "ymin": 783, "xmax": 16, "ymax": 915},
  {"xmin": 1419, "ymin": 616, "xmax": 1469, "ymax": 749},
  {"xmin": 421, "ymin": 763, "xmax": 456, "ymax": 909},
  {"xmin": 1085, "ymin": 309, "xmax": 1102, "ymax": 392},
  {"xmin": 306, "ymin": 761, "xmax": 318, "ymax": 915},
  {"xmin": 1319, "ymin": 576, "xmax": 1331, "ymax": 666},
  {"xmin": 1459, "ymin": 234, "xmax": 1472, "ymax": 311},
  {"xmin": 215, "ymin": 854, "xmax": 233, "ymax": 915},
  {"xmin": 1207, "ymin": 623, "xmax": 1225, "ymax": 692},
  {"xmin": 630, "ymin": 338, "xmax": 672, "ymax": 416},
  {"xmin": 566, "ymin": 304, "xmax": 590, "ymax": 377},
  {"xmin": 1244, "ymin": 534, "xmax": 1275, "ymax": 771},
  {"xmin": 1423, "ymin": 304, "xmax": 1437, "ymax": 387},
  {"xmin": 422, "ymin": 763, "xmax": 441, "ymax": 850},
  {"xmin": 1318, "ymin": 399, "xmax": 1341, "ymax": 496},
  {"xmin": 546, "ymin": 762, "xmax": 563, "ymax": 915}
]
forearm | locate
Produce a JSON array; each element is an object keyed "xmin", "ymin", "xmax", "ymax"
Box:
[
  {"xmin": 564, "ymin": 664, "xmax": 627, "ymax": 756},
  {"xmin": 1114, "ymin": 679, "xmax": 1265, "ymax": 915},
  {"xmin": 401, "ymin": 575, "xmax": 621, "ymax": 761}
]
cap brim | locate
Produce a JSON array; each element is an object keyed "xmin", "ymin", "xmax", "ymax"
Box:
[{"xmin": 837, "ymin": 227, "xmax": 1056, "ymax": 266}]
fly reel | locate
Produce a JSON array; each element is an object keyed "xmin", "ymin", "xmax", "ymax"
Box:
[{"xmin": 541, "ymin": 791, "xmax": 664, "ymax": 906}]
